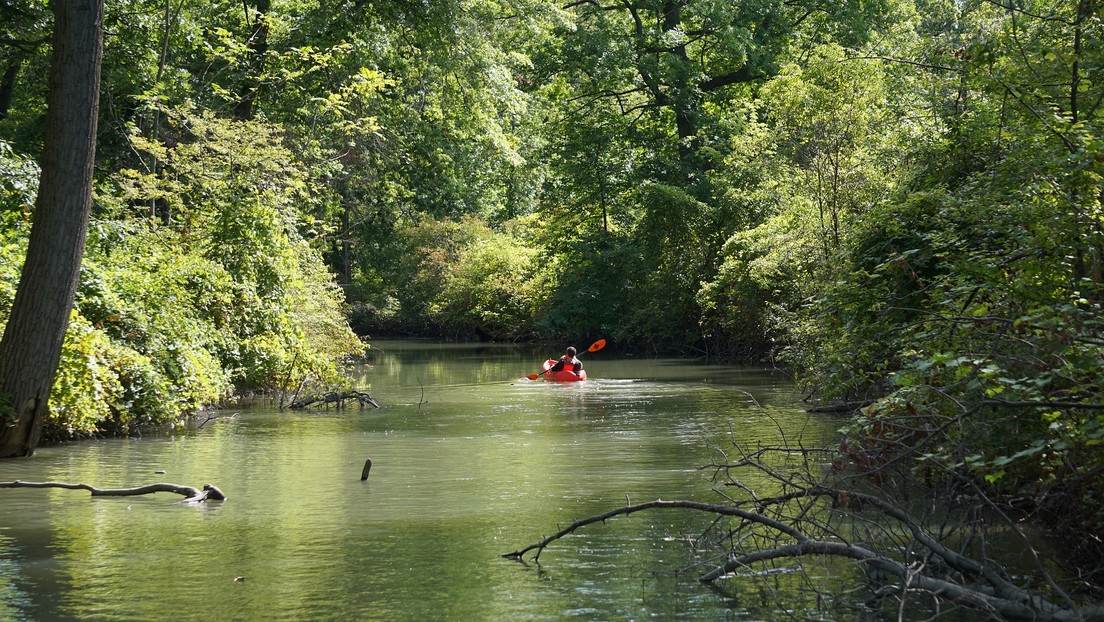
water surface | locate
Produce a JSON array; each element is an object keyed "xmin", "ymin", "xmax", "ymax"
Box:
[{"xmin": 0, "ymin": 341, "xmax": 840, "ymax": 620}]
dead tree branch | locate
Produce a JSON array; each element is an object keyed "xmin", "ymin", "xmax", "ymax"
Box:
[
  {"xmin": 503, "ymin": 481, "xmax": 1104, "ymax": 620},
  {"xmin": 0, "ymin": 480, "xmax": 227, "ymax": 503},
  {"xmin": 286, "ymin": 390, "xmax": 379, "ymax": 410},
  {"xmin": 501, "ymin": 499, "xmax": 802, "ymax": 563}
]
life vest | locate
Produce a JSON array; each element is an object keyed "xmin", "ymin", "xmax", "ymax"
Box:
[{"xmin": 559, "ymin": 356, "xmax": 581, "ymax": 371}]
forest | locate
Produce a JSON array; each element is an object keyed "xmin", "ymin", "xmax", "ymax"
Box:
[{"xmin": 1, "ymin": 0, "xmax": 1103, "ymax": 607}]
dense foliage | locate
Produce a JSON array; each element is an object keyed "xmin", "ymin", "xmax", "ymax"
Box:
[
  {"xmin": 2, "ymin": 0, "xmax": 1102, "ymax": 541},
  {"xmin": 1, "ymin": 109, "xmax": 363, "ymax": 437}
]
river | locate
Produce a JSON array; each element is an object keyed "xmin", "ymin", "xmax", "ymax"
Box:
[{"xmin": 0, "ymin": 340, "xmax": 860, "ymax": 620}]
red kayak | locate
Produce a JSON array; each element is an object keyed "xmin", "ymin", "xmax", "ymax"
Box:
[{"xmin": 540, "ymin": 359, "xmax": 587, "ymax": 382}]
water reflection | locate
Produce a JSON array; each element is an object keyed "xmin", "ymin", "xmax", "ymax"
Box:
[{"xmin": 0, "ymin": 340, "xmax": 847, "ymax": 620}]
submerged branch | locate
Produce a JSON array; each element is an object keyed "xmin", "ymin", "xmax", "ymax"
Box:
[
  {"xmin": 0, "ymin": 480, "xmax": 227, "ymax": 503},
  {"xmin": 286, "ymin": 390, "xmax": 380, "ymax": 410},
  {"xmin": 501, "ymin": 499, "xmax": 802, "ymax": 563},
  {"xmin": 504, "ymin": 483, "xmax": 1104, "ymax": 621}
]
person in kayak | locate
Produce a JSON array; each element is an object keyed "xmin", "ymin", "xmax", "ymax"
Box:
[{"xmin": 548, "ymin": 346, "xmax": 583, "ymax": 374}]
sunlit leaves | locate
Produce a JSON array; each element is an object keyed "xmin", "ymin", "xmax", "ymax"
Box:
[
  {"xmin": 388, "ymin": 216, "xmax": 549, "ymax": 339},
  {"xmin": 0, "ymin": 141, "xmax": 38, "ymax": 225},
  {"xmin": 0, "ymin": 102, "xmax": 366, "ymax": 436}
]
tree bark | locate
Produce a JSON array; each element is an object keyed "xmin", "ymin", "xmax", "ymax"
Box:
[{"xmin": 0, "ymin": 0, "xmax": 103, "ymax": 458}]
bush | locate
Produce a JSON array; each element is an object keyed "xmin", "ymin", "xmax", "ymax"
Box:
[
  {"xmin": 434, "ymin": 236, "xmax": 542, "ymax": 339},
  {"xmin": 1, "ymin": 110, "xmax": 364, "ymax": 437},
  {"xmin": 389, "ymin": 215, "xmax": 552, "ymax": 340},
  {"xmin": 807, "ymin": 173, "xmax": 1104, "ymax": 535}
]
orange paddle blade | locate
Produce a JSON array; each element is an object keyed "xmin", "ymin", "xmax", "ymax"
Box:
[
  {"xmin": 525, "ymin": 373, "xmax": 540, "ymax": 380},
  {"xmin": 587, "ymin": 339, "xmax": 607, "ymax": 353}
]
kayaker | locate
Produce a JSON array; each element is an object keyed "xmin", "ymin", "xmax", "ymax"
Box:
[{"xmin": 548, "ymin": 346, "xmax": 583, "ymax": 374}]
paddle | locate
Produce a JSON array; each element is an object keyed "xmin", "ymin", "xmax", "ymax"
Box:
[{"xmin": 525, "ymin": 339, "xmax": 606, "ymax": 380}]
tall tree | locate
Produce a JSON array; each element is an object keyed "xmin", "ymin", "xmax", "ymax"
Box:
[
  {"xmin": 234, "ymin": 0, "xmax": 270, "ymax": 120},
  {"xmin": 0, "ymin": 0, "xmax": 104, "ymax": 458}
]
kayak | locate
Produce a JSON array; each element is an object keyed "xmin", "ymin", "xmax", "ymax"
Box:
[{"xmin": 541, "ymin": 359, "xmax": 587, "ymax": 382}]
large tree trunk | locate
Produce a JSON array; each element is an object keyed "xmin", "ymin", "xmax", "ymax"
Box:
[{"xmin": 0, "ymin": 0, "xmax": 103, "ymax": 458}]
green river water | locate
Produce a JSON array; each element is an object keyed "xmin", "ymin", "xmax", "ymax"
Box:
[{"xmin": 0, "ymin": 340, "xmax": 949, "ymax": 620}]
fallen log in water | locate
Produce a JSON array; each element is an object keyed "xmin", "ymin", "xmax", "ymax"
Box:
[
  {"xmin": 0, "ymin": 480, "xmax": 227, "ymax": 503},
  {"xmin": 287, "ymin": 390, "xmax": 380, "ymax": 410}
]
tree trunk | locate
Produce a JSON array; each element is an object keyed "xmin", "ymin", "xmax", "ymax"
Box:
[
  {"xmin": 234, "ymin": 0, "xmax": 271, "ymax": 121},
  {"xmin": 0, "ymin": 0, "xmax": 103, "ymax": 458},
  {"xmin": 660, "ymin": 1, "xmax": 699, "ymax": 165},
  {"xmin": 0, "ymin": 57, "xmax": 22, "ymax": 120}
]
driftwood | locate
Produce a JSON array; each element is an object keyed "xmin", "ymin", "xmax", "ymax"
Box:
[
  {"xmin": 0, "ymin": 480, "xmax": 226, "ymax": 503},
  {"xmin": 287, "ymin": 390, "xmax": 380, "ymax": 410}
]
